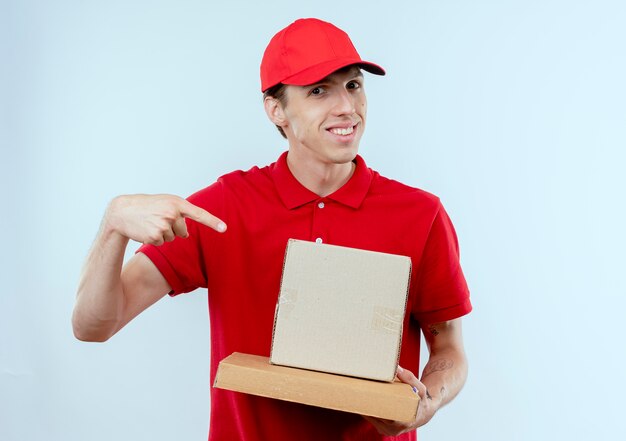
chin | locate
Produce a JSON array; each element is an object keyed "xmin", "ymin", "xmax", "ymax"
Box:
[{"xmin": 329, "ymin": 148, "xmax": 359, "ymax": 164}]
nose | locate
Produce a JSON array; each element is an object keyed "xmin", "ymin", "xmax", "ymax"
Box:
[{"xmin": 332, "ymin": 88, "xmax": 356, "ymax": 116}]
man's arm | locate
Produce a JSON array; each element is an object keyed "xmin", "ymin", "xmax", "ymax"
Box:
[
  {"xmin": 72, "ymin": 194, "xmax": 226, "ymax": 342},
  {"xmin": 363, "ymin": 318, "xmax": 468, "ymax": 436}
]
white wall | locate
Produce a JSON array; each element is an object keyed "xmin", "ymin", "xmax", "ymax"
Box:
[{"xmin": 2, "ymin": 1, "xmax": 625, "ymax": 440}]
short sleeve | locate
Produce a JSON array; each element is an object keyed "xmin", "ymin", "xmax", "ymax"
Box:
[
  {"xmin": 411, "ymin": 202, "xmax": 472, "ymax": 324},
  {"xmin": 136, "ymin": 181, "xmax": 225, "ymax": 296}
]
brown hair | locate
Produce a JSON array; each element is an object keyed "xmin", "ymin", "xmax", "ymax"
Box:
[{"xmin": 263, "ymin": 83, "xmax": 288, "ymax": 139}]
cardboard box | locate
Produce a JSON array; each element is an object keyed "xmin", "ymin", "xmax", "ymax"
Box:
[
  {"xmin": 214, "ymin": 352, "xmax": 420, "ymax": 423},
  {"xmin": 270, "ymin": 239, "xmax": 412, "ymax": 382}
]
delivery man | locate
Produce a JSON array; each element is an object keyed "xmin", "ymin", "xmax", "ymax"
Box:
[{"xmin": 72, "ymin": 18, "xmax": 472, "ymax": 441}]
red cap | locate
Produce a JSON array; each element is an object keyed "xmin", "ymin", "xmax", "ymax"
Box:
[{"xmin": 260, "ymin": 18, "xmax": 385, "ymax": 92}]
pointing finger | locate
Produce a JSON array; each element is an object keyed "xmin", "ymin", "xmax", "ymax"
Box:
[{"xmin": 179, "ymin": 200, "xmax": 227, "ymax": 233}]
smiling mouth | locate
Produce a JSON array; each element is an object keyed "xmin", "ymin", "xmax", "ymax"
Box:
[{"xmin": 328, "ymin": 125, "xmax": 355, "ymax": 136}]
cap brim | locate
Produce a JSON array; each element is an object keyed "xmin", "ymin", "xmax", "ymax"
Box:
[{"xmin": 280, "ymin": 57, "xmax": 385, "ymax": 87}]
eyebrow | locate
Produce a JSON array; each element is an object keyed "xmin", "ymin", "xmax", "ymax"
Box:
[{"xmin": 351, "ymin": 69, "xmax": 364, "ymax": 78}]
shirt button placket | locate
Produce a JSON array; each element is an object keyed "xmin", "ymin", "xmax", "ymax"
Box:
[{"xmin": 312, "ymin": 199, "xmax": 327, "ymax": 244}]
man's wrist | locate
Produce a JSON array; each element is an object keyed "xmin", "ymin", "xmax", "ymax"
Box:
[
  {"xmin": 423, "ymin": 383, "xmax": 446, "ymax": 409},
  {"xmin": 102, "ymin": 197, "xmax": 130, "ymax": 244}
]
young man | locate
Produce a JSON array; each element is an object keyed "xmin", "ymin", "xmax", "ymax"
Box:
[{"xmin": 73, "ymin": 18, "xmax": 472, "ymax": 441}]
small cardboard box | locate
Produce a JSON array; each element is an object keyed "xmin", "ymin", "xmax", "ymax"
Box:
[
  {"xmin": 214, "ymin": 352, "xmax": 419, "ymax": 422},
  {"xmin": 270, "ymin": 239, "xmax": 412, "ymax": 382}
]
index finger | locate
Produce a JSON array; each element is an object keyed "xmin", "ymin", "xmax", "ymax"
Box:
[{"xmin": 179, "ymin": 199, "xmax": 227, "ymax": 233}]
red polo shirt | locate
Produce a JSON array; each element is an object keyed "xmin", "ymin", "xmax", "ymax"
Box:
[{"xmin": 138, "ymin": 151, "xmax": 471, "ymax": 441}]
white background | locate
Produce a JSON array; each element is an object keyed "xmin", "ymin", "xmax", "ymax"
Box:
[{"xmin": 2, "ymin": 1, "xmax": 625, "ymax": 440}]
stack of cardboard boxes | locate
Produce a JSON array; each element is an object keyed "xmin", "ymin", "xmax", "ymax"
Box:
[{"xmin": 214, "ymin": 239, "xmax": 419, "ymax": 422}]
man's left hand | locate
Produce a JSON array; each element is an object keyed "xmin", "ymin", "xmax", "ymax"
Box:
[{"xmin": 362, "ymin": 365, "xmax": 439, "ymax": 436}]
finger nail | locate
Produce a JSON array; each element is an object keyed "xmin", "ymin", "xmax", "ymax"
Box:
[
  {"xmin": 412, "ymin": 386, "xmax": 418, "ymax": 394},
  {"xmin": 397, "ymin": 366, "xmax": 404, "ymax": 374},
  {"xmin": 217, "ymin": 222, "xmax": 227, "ymax": 232}
]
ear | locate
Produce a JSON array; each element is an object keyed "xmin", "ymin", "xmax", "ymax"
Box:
[{"xmin": 264, "ymin": 96, "xmax": 287, "ymax": 127}]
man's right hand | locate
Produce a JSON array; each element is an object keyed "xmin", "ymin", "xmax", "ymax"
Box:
[
  {"xmin": 105, "ymin": 194, "xmax": 227, "ymax": 246},
  {"xmin": 73, "ymin": 193, "xmax": 226, "ymax": 342}
]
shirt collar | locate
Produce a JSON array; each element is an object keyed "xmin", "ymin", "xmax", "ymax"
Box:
[{"xmin": 270, "ymin": 151, "xmax": 373, "ymax": 210}]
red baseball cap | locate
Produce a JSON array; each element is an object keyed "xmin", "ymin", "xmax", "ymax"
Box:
[{"xmin": 260, "ymin": 18, "xmax": 385, "ymax": 92}]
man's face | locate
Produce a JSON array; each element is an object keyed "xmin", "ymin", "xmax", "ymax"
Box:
[{"xmin": 279, "ymin": 66, "xmax": 367, "ymax": 166}]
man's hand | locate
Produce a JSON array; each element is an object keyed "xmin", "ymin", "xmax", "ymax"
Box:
[
  {"xmin": 362, "ymin": 366, "xmax": 439, "ymax": 436},
  {"xmin": 363, "ymin": 319, "xmax": 468, "ymax": 436},
  {"xmin": 73, "ymin": 193, "xmax": 226, "ymax": 342},
  {"xmin": 106, "ymin": 194, "xmax": 227, "ymax": 245}
]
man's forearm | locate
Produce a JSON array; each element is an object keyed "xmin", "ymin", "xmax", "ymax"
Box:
[
  {"xmin": 72, "ymin": 212, "xmax": 129, "ymax": 342},
  {"xmin": 420, "ymin": 347, "xmax": 468, "ymax": 409}
]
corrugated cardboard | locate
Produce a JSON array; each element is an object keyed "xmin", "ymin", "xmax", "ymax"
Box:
[
  {"xmin": 270, "ymin": 239, "xmax": 412, "ymax": 382},
  {"xmin": 214, "ymin": 352, "xmax": 419, "ymax": 423}
]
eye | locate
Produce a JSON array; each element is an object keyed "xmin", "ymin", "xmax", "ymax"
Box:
[
  {"xmin": 309, "ymin": 86, "xmax": 325, "ymax": 96},
  {"xmin": 347, "ymin": 80, "xmax": 361, "ymax": 90}
]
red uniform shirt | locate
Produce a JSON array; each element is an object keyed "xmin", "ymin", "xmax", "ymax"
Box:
[{"xmin": 138, "ymin": 152, "xmax": 472, "ymax": 441}]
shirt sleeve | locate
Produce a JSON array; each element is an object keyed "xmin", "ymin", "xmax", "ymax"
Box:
[
  {"xmin": 411, "ymin": 201, "xmax": 472, "ymax": 324},
  {"xmin": 136, "ymin": 181, "xmax": 225, "ymax": 296}
]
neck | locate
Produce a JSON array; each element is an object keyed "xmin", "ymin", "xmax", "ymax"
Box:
[{"xmin": 286, "ymin": 151, "xmax": 356, "ymax": 197}]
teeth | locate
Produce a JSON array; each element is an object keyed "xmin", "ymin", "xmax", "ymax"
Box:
[{"xmin": 330, "ymin": 126, "xmax": 354, "ymax": 136}]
